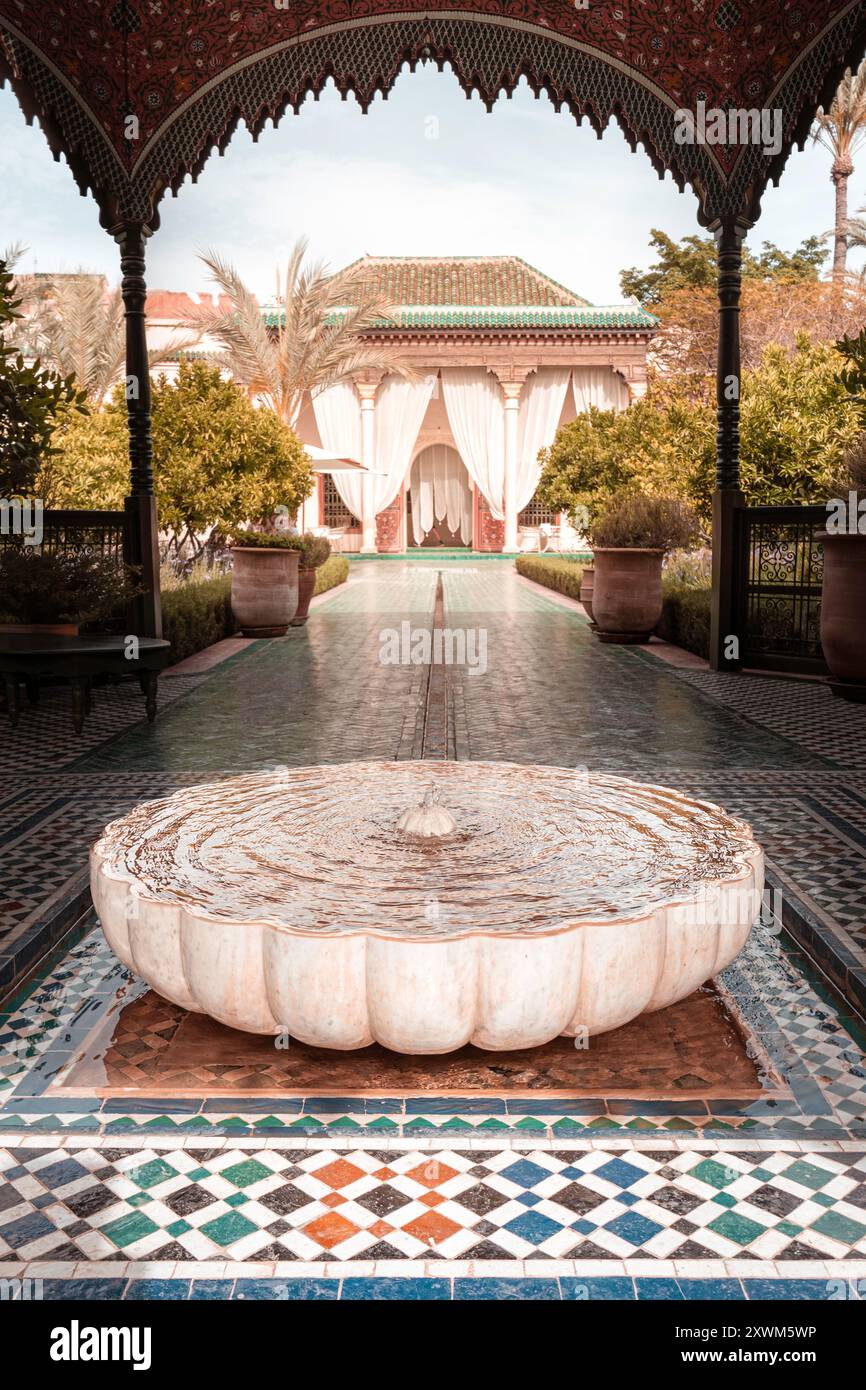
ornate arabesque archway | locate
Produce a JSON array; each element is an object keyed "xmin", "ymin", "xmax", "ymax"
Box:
[{"xmin": 2, "ymin": 2, "xmax": 866, "ymax": 666}]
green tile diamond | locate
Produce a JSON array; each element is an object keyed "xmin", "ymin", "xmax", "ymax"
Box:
[
  {"xmin": 220, "ymin": 1158, "xmax": 271, "ymax": 1188},
  {"xmin": 126, "ymin": 1158, "xmax": 178, "ymax": 1190},
  {"xmin": 101, "ymin": 1211, "xmax": 160, "ymax": 1249},
  {"xmin": 200, "ymin": 1211, "xmax": 259, "ymax": 1246},
  {"xmin": 707, "ymin": 1210, "xmax": 766, "ymax": 1245},
  {"xmin": 810, "ymin": 1210, "xmax": 866, "ymax": 1246},
  {"xmin": 782, "ymin": 1160, "xmax": 834, "ymax": 1192},
  {"xmin": 690, "ymin": 1159, "xmax": 738, "ymax": 1190}
]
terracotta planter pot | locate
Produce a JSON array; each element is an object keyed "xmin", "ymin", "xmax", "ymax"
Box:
[
  {"xmin": 230, "ymin": 547, "xmax": 299, "ymax": 637},
  {"xmin": 819, "ymin": 531, "xmax": 866, "ymax": 691},
  {"xmin": 591, "ymin": 548, "xmax": 664, "ymax": 643},
  {"xmin": 291, "ymin": 568, "xmax": 317, "ymax": 626},
  {"xmin": 0, "ymin": 621, "xmax": 79, "ymax": 636},
  {"xmin": 579, "ymin": 565, "xmax": 595, "ymax": 621}
]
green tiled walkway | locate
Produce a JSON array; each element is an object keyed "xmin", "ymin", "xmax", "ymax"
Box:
[
  {"xmin": 81, "ymin": 566, "xmax": 438, "ymax": 772},
  {"xmin": 85, "ymin": 560, "xmax": 822, "ymax": 776},
  {"xmin": 443, "ymin": 566, "xmax": 823, "ymax": 772}
]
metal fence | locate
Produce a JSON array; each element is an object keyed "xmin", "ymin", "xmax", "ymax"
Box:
[
  {"xmin": 1, "ymin": 507, "xmax": 130, "ymax": 632},
  {"xmin": 0, "ymin": 507, "xmax": 127, "ymax": 562},
  {"xmin": 733, "ymin": 504, "xmax": 827, "ymax": 674}
]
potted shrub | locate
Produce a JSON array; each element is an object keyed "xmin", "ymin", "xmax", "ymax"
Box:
[
  {"xmin": 0, "ymin": 547, "xmax": 139, "ymax": 635},
  {"xmin": 820, "ymin": 433, "xmax": 866, "ymax": 696},
  {"xmin": 229, "ymin": 530, "xmax": 301, "ymax": 637},
  {"xmin": 291, "ymin": 533, "xmax": 331, "ymax": 627},
  {"xmin": 589, "ymin": 494, "xmax": 699, "ymax": 643}
]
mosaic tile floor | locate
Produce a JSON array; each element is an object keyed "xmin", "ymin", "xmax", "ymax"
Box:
[{"xmin": 1, "ymin": 561, "xmax": 865, "ymax": 1299}]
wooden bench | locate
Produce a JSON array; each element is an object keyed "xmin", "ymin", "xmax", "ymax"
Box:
[{"xmin": 0, "ymin": 634, "xmax": 171, "ymax": 734}]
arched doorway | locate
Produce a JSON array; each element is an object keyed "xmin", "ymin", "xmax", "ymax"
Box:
[{"xmin": 408, "ymin": 445, "xmax": 472, "ymax": 548}]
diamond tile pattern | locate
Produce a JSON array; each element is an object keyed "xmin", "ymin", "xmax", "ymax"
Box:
[{"xmin": 2, "ymin": 1145, "xmax": 865, "ymax": 1264}]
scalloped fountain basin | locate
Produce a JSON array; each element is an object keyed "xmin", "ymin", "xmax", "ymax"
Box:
[{"xmin": 90, "ymin": 761, "xmax": 763, "ymax": 1054}]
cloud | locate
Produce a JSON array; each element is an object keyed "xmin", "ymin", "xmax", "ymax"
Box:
[{"xmin": 1, "ymin": 66, "xmax": 854, "ymax": 296}]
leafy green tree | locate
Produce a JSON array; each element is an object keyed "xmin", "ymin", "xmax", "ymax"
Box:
[
  {"xmin": 739, "ymin": 337, "xmax": 862, "ymax": 503},
  {"xmin": 535, "ymin": 378, "xmax": 715, "ymax": 527},
  {"xmin": 50, "ymin": 362, "xmax": 314, "ymax": 555},
  {"xmin": 0, "ymin": 258, "xmax": 86, "ymax": 496},
  {"xmin": 620, "ymin": 232, "xmax": 718, "ymax": 304},
  {"xmin": 620, "ymin": 230, "xmax": 827, "ymax": 306},
  {"xmin": 536, "ymin": 339, "xmax": 859, "ymax": 525}
]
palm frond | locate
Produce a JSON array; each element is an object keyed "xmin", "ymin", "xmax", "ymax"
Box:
[
  {"xmin": 192, "ymin": 239, "xmax": 414, "ymax": 429},
  {"xmin": 812, "ymin": 60, "xmax": 866, "ymax": 160}
]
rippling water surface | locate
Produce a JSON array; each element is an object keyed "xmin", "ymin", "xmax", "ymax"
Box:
[{"xmin": 95, "ymin": 762, "xmax": 758, "ymax": 938}]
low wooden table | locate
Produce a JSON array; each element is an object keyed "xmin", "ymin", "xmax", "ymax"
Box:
[{"xmin": 0, "ymin": 634, "xmax": 171, "ymax": 733}]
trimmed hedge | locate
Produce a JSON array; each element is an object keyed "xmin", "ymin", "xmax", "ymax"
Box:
[
  {"xmin": 314, "ymin": 554, "xmax": 349, "ymax": 595},
  {"xmin": 161, "ymin": 573, "xmax": 236, "ymax": 665},
  {"xmin": 658, "ymin": 581, "xmax": 711, "ymax": 659},
  {"xmin": 515, "ymin": 555, "xmax": 583, "ymax": 601}
]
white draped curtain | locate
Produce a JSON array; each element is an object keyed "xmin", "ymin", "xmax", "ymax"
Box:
[
  {"xmin": 410, "ymin": 445, "xmax": 473, "ymax": 545},
  {"xmin": 373, "ymin": 374, "xmax": 437, "ymax": 512},
  {"xmin": 571, "ymin": 367, "xmax": 630, "ymax": 415},
  {"xmin": 310, "ymin": 382, "xmax": 364, "ymax": 520},
  {"xmin": 516, "ymin": 368, "xmax": 572, "ymax": 514},
  {"xmin": 441, "ymin": 368, "xmax": 506, "ymax": 518}
]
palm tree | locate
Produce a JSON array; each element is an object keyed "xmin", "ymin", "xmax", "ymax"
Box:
[
  {"xmin": 36, "ymin": 274, "xmax": 195, "ymax": 405},
  {"xmin": 181, "ymin": 238, "xmax": 413, "ymax": 429},
  {"xmin": 812, "ymin": 61, "xmax": 866, "ymax": 283}
]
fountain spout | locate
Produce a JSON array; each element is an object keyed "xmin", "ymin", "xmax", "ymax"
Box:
[{"xmin": 396, "ymin": 783, "xmax": 457, "ymax": 839}]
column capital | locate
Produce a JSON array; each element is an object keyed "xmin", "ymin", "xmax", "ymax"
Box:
[
  {"xmin": 490, "ymin": 367, "xmax": 532, "ymax": 404},
  {"xmin": 621, "ymin": 363, "xmax": 648, "ymax": 402},
  {"xmin": 354, "ymin": 372, "xmax": 384, "ymax": 405}
]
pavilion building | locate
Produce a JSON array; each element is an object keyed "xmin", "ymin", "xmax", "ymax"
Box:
[
  {"xmin": 147, "ymin": 256, "xmax": 656, "ymax": 553},
  {"xmin": 292, "ymin": 256, "xmax": 656, "ymax": 553}
]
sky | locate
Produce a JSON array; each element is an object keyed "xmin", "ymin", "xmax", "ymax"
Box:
[{"xmin": 2, "ymin": 63, "xmax": 863, "ymax": 303}]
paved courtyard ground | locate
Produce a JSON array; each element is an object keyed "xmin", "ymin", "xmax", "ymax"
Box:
[{"xmin": 1, "ymin": 560, "xmax": 866, "ymax": 1301}]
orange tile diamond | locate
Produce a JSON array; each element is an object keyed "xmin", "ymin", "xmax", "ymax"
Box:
[
  {"xmin": 302, "ymin": 1211, "xmax": 359, "ymax": 1250},
  {"xmin": 313, "ymin": 1159, "xmax": 366, "ymax": 1190},
  {"xmin": 369, "ymin": 1220, "xmax": 394, "ymax": 1238},
  {"xmin": 405, "ymin": 1161, "xmax": 459, "ymax": 1190},
  {"xmin": 402, "ymin": 1210, "xmax": 462, "ymax": 1246}
]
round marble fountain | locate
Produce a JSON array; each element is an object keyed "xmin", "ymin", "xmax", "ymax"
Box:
[{"xmin": 90, "ymin": 761, "xmax": 763, "ymax": 1054}]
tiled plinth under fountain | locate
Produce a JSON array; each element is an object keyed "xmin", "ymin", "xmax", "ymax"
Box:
[{"xmin": 51, "ymin": 976, "xmax": 767, "ymax": 1100}]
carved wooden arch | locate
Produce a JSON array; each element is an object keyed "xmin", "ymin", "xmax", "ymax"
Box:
[{"xmin": 2, "ymin": 5, "xmax": 866, "ymax": 231}]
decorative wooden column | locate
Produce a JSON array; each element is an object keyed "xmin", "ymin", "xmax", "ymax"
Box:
[
  {"xmin": 709, "ymin": 218, "xmax": 749, "ymax": 672},
  {"xmin": 356, "ymin": 376, "xmax": 380, "ymax": 554},
  {"xmin": 115, "ymin": 221, "xmax": 162, "ymax": 638}
]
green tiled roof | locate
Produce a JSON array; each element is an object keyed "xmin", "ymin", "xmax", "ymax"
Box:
[
  {"xmin": 359, "ymin": 306, "xmax": 658, "ymax": 330},
  {"xmin": 261, "ymin": 305, "xmax": 656, "ymax": 330},
  {"xmin": 260, "ymin": 256, "xmax": 658, "ymax": 333}
]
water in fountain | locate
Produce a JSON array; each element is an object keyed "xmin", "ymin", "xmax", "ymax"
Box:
[{"xmin": 95, "ymin": 761, "xmax": 757, "ymax": 939}]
